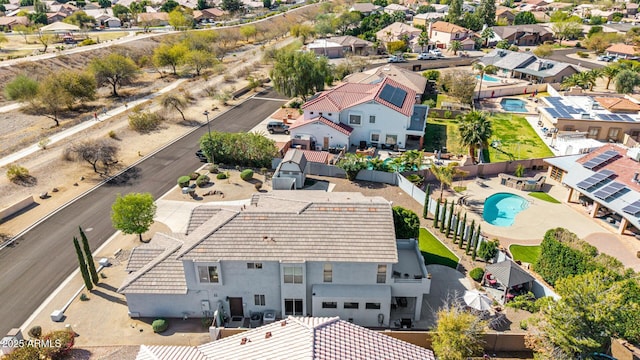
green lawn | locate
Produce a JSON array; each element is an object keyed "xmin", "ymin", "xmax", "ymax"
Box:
[
  {"xmin": 509, "ymin": 244, "xmax": 541, "ymax": 264},
  {"xmin": 425, "ymin": 113, "xmax": 554, "ymax": 161},
  {"xmin": 529, "ymin": 192, "xmax": 561, "ymax": 204},
  {"xmin": 418, "ymin": 228, "xmax": 459, "ymax": 269}
]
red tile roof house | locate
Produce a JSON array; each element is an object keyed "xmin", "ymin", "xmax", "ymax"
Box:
[
  {"xmin": 135, "ymin": 316, "xmax": 437, "ymax": 360},
  {"xmin": 428, "ymin": 21, "xmax": 475, "ymax": 50},
  {"xmin": 290, "ymin": 77, "xmax": 429, "ymax": 151},
  {"xmin": 606, "ymin": 43, "xmax": 640, "ymax": 59}
]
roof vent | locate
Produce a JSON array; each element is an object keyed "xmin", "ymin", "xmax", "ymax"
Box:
[
  {"xmin": 633, "ymin": 172, "xmax": 639, "ymax": 183},
  {"xmin": 265, "ymin": 332, "xmax": 272, "ymax": 339},
  {"xmin": 281, "ymin": 320, "xmax": 287, "ymax": 326},
  {"xmin": 240, "ymin": 337, "xmax": 251, "ymax": 345}
]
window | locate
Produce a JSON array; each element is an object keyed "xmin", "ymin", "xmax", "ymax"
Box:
[
  {"xmin": 563, "ymin": 125, "xmax": 574, "ymax": 131},
  {"xmin": 365, "ymin": 302, "xmax": 381, "ymax": 310},
  {"xmin": 198, "ymin": 266, "xmax": 219, "ymax": 283},
  {"xmin": 631, "ymin": 130, "xmax": 640, "ymax": 141},
  {"xmin": 377, "ymin": 264, "xmax": 387, "ymax": 284},
  {"xmin": 550, "ymin": 166, "xmax": 564, "ymax": 182},
  {"xmin": 310, "ymin": 112, "xmax": 314, "ymax": 115},
  {"xmin": 608, "ymin": 127, "xmax": 621, "ymax": 141},
  {"xmin": 385, "ymin": 134, "xmax": 398, "ymax": 145},
  {"xmin": 283, "ymin": 266, "xmax": 303, "ymax": 284},
  {"xmin": 343, "ymin": 302, "xmax": 359, "ymax": 309},
  {"xmin": 369, "ymin": 115, "xmax": 376, "ymax": 124},
  {"xmin": 284, "ymin": 299, "xmax": 303, "ymax": 315},
  {"xmin": 254, "ymin": 294, "xmax": 266, "ymax": 306},
  {"xmin": 323, "ymin": 264, "xmax": 332, "ymax": 283},
  {"xmin": 371, "ymin": 133, "xmax": 380, "ymax": 143},
  {"xmin": 587, "ymin": 127, "xmax": 601, "ymax": 139},
  {"xmin": 247, "ymin": 262, "xmax": 263, "ymax": 269},
  {"xmin": 349, "ymin": 114, "xmax": 362, "ymax": 125},
  {"xmin": 322, "ymin": 301, "xmax": 337, "ymax": 309},
  {"xmin": 454, "ymin": 33, "xmax": 459, "ymax": 39}
]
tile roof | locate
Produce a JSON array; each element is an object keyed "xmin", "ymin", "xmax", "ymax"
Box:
[
  {"xmin": 177, "ymin": 192, "xmax": 398, "ymax": 263},
  {"xmin": 289, "ymin": 116, "xmax": 354, "ymax": 136},
  {"xmin": 490, "ymin": 24, "xmax": 551, "ymax": 39},
  {"xmin": 136, "ymin": 316, "xmax": 436, "ymax": 360},
  {"xmin": 282, "ymin": 148, "xmax": 308, "ymax": 169},
  {"xmin": 343, "ymin": 64, "xmax": 427, "ymax": 96},
  {"xmin": 485, "ymin": 260, "xmax": 534, "ymax": 288},
  {"xmin": 430, "ymin": 21, "xmax": 469, "ymax": 34},
  {"xmin": 302, "ymin": 77, "xmax": 416, "ymax": 117},
  {"xmin": 606, "ymin": 43, "xmax": 639, "ymax": 56},
  {"xmin": 137, "ymin": 345, "xmax": 206, "ymax": 360},
  {"xmin": 595, "ymin": 97, "xmax": 640, "ymax": 112},
  {"xmin": 576, "ymin": 144, "xmax": 640, "ymax": 192},
  {"xmin": 376, "ymin": 22, "xmax": 422, "ymax": 40},
  {"xmin": 329, "ymin": 35, "xmax": 374, "ymax": 47},
  {"xmin": 299, "ymin": 150, "xmax": 330, "ymax": 164},
  {"xmin": 125, "ymin": 247, "xmax": 164, "ymax": 273}
]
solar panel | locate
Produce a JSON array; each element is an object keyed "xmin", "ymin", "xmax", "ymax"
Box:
[
  {"xmin": 379, "ymin": 84, "xmax": 406, "ymax": 109},
  {"xmin": 599, "ymin": 114, "xmax": 611, "ymax": 121},
  {"xmin": 582, "ymin": 150, "xmax": 619, "ymax": 170},
  {"xmin": 609, "ymin": 114, "xmax": 621, "ymax": 121},
  {"xmin": 593, "ymin": 181, "xmax": 625, "ymax": 201},
  {"xmin": 623, "ymin": 200, "xmax": 640, "ymax": 216},
  {"xmin": 576, "ymin": 169, "xmax": 615, "ymax": 190},
  {"xmin": 546, "ymin": 108, "xmax": 560, "ymax": 118},
  {"xmin": 620, "ymin": 114, "xmax": 635, "ymax": 122}
]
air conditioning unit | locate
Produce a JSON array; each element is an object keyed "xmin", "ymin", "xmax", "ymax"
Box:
[
  {"xmin": 627, "ymin": 147, "xmax": 640, "ymax": 162},
  {"xmin": 201, "ymin": 300, "xmax": 211, "ymax": 311}
]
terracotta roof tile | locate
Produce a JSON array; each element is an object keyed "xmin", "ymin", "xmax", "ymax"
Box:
[
  {"xmin": 431, "ymin": 20, "xmax": 469, "ymax": 34},
  {"xmin": 606, "ymin": 43, "xmax": 639, "ymax": 56},
  {"xmin": 594, "ymin": 97, "xmax": 640, "ymax": 112},
  {"xmin": 290, "ymin": 116, "xmax": 354, "ymax": 136},
  {"xmin": 577, "ymin": 144, "xmax": 640, "ymax": 192}
]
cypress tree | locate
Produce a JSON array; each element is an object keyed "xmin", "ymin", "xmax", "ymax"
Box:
[
  {"xmin": 446, "ymin": 201, "xmax": 455, "ymax": 238},
  {"xmin": 471, "ymin": 225, "xmax": 481, "ymax": 261},
  {"xmin": 459, "ymin": 213, "xmax": 467, "ymax": 249},
  {"xmin": 440, "ymin": 199, "xmax": 448, "ymax": 233},
  {"xmin": 73, "ymin": 236, "xmax": 93, "ymax": 291},
  {"xmin": 433, "ymin": 198, "xmax": 440, "ymax": 228},
  {"xmin": 466, "ymin": 220, "xmax": 475, "ymax": 254},
  {"xmin": 80, "ymin": 226, "xmax": 99, "ymax": 285},
  {"xmin": 452, "ymin": 211, "xmax": 460, "ymax": 244},
  {"xmin": 423, "ymin": 184, "xmax": 431, "ymax": 219}
]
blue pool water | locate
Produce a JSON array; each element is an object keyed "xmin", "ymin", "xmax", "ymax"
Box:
[
  {"xmin": 476, "ymin": 74, "xmax": 500, "ymax": 82},
  {"xmin": 483, "ymin": 193, "xmax": 529, "ymax": 227},
  {"xmin": 500, "ymin": 98, "xmax": 527, "ymax": 112}
]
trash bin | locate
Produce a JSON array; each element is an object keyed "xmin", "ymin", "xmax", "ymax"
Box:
[{"xmin": 250, "ymin": 312, "xmax": 262, "ymax": 328}]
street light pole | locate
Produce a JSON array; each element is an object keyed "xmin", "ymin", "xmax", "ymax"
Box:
[{"xmin": 203, "ymin": 110, "xmax": 213, "ymax": 164}]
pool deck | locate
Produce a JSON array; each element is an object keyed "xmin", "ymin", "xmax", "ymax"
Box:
[{"xmin": 448, "ymin": 175, "xmax": 640, "ymax": 271}]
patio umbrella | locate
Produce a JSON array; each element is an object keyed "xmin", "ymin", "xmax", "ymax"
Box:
[{"xmin": 463, "ymin": 290, "xmax": 493, "ymax": 311}]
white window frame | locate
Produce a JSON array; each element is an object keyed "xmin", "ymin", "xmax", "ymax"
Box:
[
  {"xmin": 284, "ymin": 266, "xmax": 303, "ymax": 284},
  {"xmin": 385, "ymin": 134, "xmax": 398, "ymax": 145},
  {"xmin": 369, "ymin": 115, "xmax": 376, "ymax": 124},
  {"xmin": 254, "ymin": 294, "xmax": 266, "ymax": 306},
  {"xmin": 371, "ymin": 133, "xmax": 380, "ymax": 143},
  {"xmin": 284, "ymin": 298, "xmax": 304, "ymax": 315},
  {"xmin": 197, "ymin": 265, "xmax": 219, "ymax": 283},
  {"xmin": 348, "ymin": 113, "xmax": 362, "ymax": 126},
  {"xmin": 247, "ymin": 262, "xmax": 263, "ymax": 269},
  {"xmin": 365, "ymin": 302, "xmax": 381, "ymax": 310},
  {"xmin": 343, "ymin": 302, "xmax": 359, "ymax": 309},
  {"xmin": 322, "ymin": 301, "xmax": 337, "ymax": 309},
  {"xmin": 323, "ymin": 263, "xmax": 332, "ymax": 283},
  {"xmin": 377, "ymin": 264, "xmax": 387, "ymax": 284}
]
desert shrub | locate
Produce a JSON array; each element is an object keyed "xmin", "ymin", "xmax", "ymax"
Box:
[
  {"xmin": 189, "ymin": 172, "xmax": 200, "ymax": 180},
  {"xmin": 576, "ymin": 51, "xmax": 589, "ymax": 58},
  {"xmin": 5, "ymin": 345, "xmax": 40, "ymax": 359},
  {"xmin": 240, "ymin": 169, "xmax": 254, "ymax": 181},
  {"xmin": 288, "ymin": 100, "xmax": 302, "ymax": 108},
  {"xmin": 208, "ymin": 165, "xmax": 219, "ymax": 174},
  {"xmin": 216, "ymin": 172, "xmax": 228, "ymax": 180},
  {"xmin": 28, "ymin": 325, "xmax": 42, "ymax": 338},
  {"xmin": 177, "ymin": 176, "xmax": 191, "ymax": 187},
  {"xmin": 254, "ymin": 181, "xmax": 263, "ymax": 191},
  {"xmin": 520, "ymin": 319, "xmax": 528, "ymax": 330},
  {"xmin": 38, "ymin": 138, "xmax": 50, "ymax": 149},
  {"xmin": 260, "ymin": 167, "xmax": 268, "ymax": 175},
  {"xmin": 6, "ymin": 164, "xmax": 30, "ymax": 183},
  {"xmin": 40, "ymin": 329, "xmax": 74, "ymax": 358},
  {"xmin": 406, "ymin": 174, "xmax": 424, "ymax": 187},
  {"xmin": 506, "ymin": 292, "xmax": 539, "ymax": 313},
  {"xmin": 128, "ymin": 110, "xmax": 162, "ymax": 133},
  {"xmin": 108, "ymin": 130, "xmax": 117, "ymax": 139},
  {"xmin": 201, "ymin": 317, "xmax": 213, "ymax": 328},
  {"xmin": 80, "ymin": 293, "xmax": 89, "ymax": 301},
  {"xmin": 469, "ymin": 267, "xmax": 484, "ymax": 282},
  {"xmin": 152, "ymin": 318, "xmax": 169, "ymax": 333},
  {"xmin": 196, "ymin": 174, "xmax": 210, "ymax": 187},
  {"xmin": 79, "ymin": 38, "xmax": 96, "ymax": 46}
]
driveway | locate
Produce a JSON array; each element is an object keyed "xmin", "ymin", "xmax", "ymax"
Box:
[{"xmin": 0, "ymin": 89, "xmax": 288, "ymax": 336}]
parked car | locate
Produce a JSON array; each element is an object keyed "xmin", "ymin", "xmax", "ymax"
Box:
[
  {"xmin": 387, "ymin": 55, "xmax": 407, "ymax": 63},
  {"xmin": 429, "ymin": 49, "xmax": 443, "ymax": 57},
  {"xmin": 195, "ymin": 149, "xmax": 207, "ymax": 162},
  {"xmin": 597, "ymin": 55, "xmax": 615, "ymax": 62},
  {"xmin": 267, "ymin": 121, "xmax": 290, "ymax": 134},
  {"xmin": 417, "ymin": 52, "xmax": 436, "ymax": 60}
]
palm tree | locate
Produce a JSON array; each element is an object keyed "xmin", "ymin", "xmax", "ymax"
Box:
[
  {"xmin": 473, "ymin": 62, "xmax": 485, "ymax": 101},
  {"xmin": 600, "ymin": 65, "xmax": 620, "ymax": 90},
  {"xmin": 458, "ymin": 110, "xmax": 493, "ymax": 164},
  {"xmin": 418, "ymin": 31, "xmax": 430, "ymax": 52},
  {"xmin": 449, "ymin": 40, "xmax": 462, "ymax": 55},
  {"xmin": 561, "ymin": 72, "xmax": 592, "ymax": 90},
  {"xmin": 586, "ymin": 69, "xmax": 601, "ymax": 91},
  {"xmin": 480, "ymin": 27, "xmax": 495, "ymax": 48},
  {"xmin": 430, "ymin": 162, "xmax": 467, "ymax": 201}
]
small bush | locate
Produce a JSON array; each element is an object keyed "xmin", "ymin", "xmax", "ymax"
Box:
[
  {"xmin": 108, "ymin": 130, "xmax": 117, "ymax": 139},
  {"xmin": 240, "ymin": 169, "xmax": 254, "ymax": 181},
  {"xmin": 196, "ymin": 174, "xmax": 210, "ymax": 187},
  {"xmin": 201, "ymin": 317, "xmax": 213, "ymax": 328},
  {"xmin": 128, "ymin": 111, "xmax": 162, "ymax": 132},
  {"xmin": 79, "ymin": 38, "xmax": 96, "ymax": 46},
  {"xmin": 80, "ymin": 293, "xmax": 89, "ymax": 301},
  {"xmin": 177, "ymin": 175, "xmax": 191, "ymax": 187},
  {"xmin": 576, "ymin": 51, "xmax": 589, "ymax": 58},
  {"xmin": 469, "ymin": 267, "xmax": 485, "ymax": 282},
  {"xmin": 100, "ymin": 272, "xmax": 107, "ymax": 279},
  {"xmin": 208, "ymin": 165, "xmax": 219, "ymax": 174},
  {"xmin": 260, "ymin": 167, "xmax": 268, "ymax": 175},
  {"xmin": 520, "ymin": 319, "xmax": 528, "ymax": 330},
  {"xmin": 506, "ymin": 292, "xmax": 540, "ymax": 313},
  {"xmin": 28, "ymin": 325, "xmax": 42, "ymax": 339},
  {"xmin": 443, "ymin": 110, "xmax": 452, "ymax": 119},
  {"xmin": 41, "ymin": 329, "xmax": 74, "ymax": 358},
  {"xmin": 575, "ymin": 42, "xmax": 582, "ymax": 48},
  {"xmin": 38, "ymin": 138, "xmax": 50, "ymax": 149},
  {"xmin": 152, "ymin": 318, "xmax": 169, "ymax": 333},
  {"xmin": 189, "ymin": 172, "xmax": 200, "ymax": 180},
  {"xmin": 254, "ymin": 181, "xmax": 263, "ymax": 191},
  {"xmin": 6, "ymin": 164, "xmax": 30, "ymax": 183},
  {"xmin": 235, "ymin": 165, "xmax": 241, "ymax": 171},
  {"xmin": 216, "ymin": 172, "xmax": 228, "ymax": 180}
]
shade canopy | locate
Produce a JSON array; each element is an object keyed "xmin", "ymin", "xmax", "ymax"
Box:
[
  {"xmin": 485, "ymin": 259, "xmax": 535, "ymax": 288},
  {"xmin": 40, "ymin": 21, "xmax": 81, "ymax": 32},
  {"xmin": 463, "ymin": 290, "xmax": 493, "ymax": 311}
]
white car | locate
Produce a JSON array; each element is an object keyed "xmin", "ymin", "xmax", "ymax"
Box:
[
  {"xmin": 417, "ymin": 52, "xmax": 436, "ymax": 60},
  {"xmin": 429, "ymin": 49, "xmax": 443, "ymax": 57}
]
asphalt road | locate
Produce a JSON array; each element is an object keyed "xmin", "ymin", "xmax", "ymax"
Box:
[
  {"xmin": 366, "ymin": 56, "xmax": 480, "ymax": 72},
  {"xmin": 0, "ymin": 89, "xmax": 288, "ymax": 336}
]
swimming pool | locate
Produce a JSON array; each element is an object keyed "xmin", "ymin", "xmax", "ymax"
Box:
[
  {"xmin": 476, "ymin": 74, "xmax": 500, "ymax": 82},
  {"xmin": 483, "ymin": 193, "xmax": 529, "ymax": 227},
  {"xmin": 500, "ymin": 98, "xmax": 528, "ymax": 112}
]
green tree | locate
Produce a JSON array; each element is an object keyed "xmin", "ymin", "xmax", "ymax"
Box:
[
  {"xmin": 422, "ymin": 69, "xmax": 440, "ymax": 81},
  {"xmin": 438, "ymin": 71, "xmax": 477, "ymax": 105},
  {"xmin": 270, "ymin": 50, "xmax": 332, "ymax": 101},
  {"xmin": 387, "ymin": 40, "xmax": 407, "ymax": 54},
  {"xmin": 153, "ymin": 43, "xmax": 188, "ymax": 75},
  {"xmin": 584, "ymin": 32, "xmax": 622, "ymax": 54},
  {"xmin": 220, "ymin": 0, "xmax": 243, "ymax": 12},
  {"xmin": 417, "ymin": 31, "xmax": 429, "ymax": 52},
  {"xmin": 430, "ymin": 162, "xmax": 465, "ymax": 201},
  {"xmin": 458, "ymin": 111, "xmax": 492, "ymax": 163},
  {"xmin": 465, "ymin": 220, "xmax": 474, "ymax": 254},
  {"xmin": 446, "ymin": 0, "xmax": 462, "ymax": 22},
  {"xmin": 552, "ymin": 21, "xmax": 582, "ymax": 46},
  {"xmin": 63, "ymin": 10, "xmax": 95, "ymax": 27},
  {"xmin": 112, "ymin": 4, "xmax": 130, "ymax": 19},
  {"xmin": 168, "ymin": 8, "xmax": 194, "ymax": 31},
  {"xmin": 477, "ymin": 239, "xmax": 498, "ymax": 262},
  {"xmin": 448, "ymin": 40, "xmax": 462, "ymax": 55},
  {"xmin": 514, "ymin": 11, "xmax": 536, "ymax": 25},
  {"xmin": 532, "ymin": 44, "xmax": 553, "ymax": 58},
  {"xmin": 239, "ymin": 24, "xmax": 257, "ymax": 42},
  {"xmin": 73, "ymin": 236, "xmax": 93, "ymax": 290},
  {"xmin": 4, "ymin": 74, "xmax": 39, "ymax": 104},
  {"xmin": 200, "ymin": 131, "xmax": 278, "ymax": 168},
  {"xmin": 433, "ymin": 198, "xmax": 440, "ymax": 228},
  {"xmin": 98, "ymin": 0, "xmax": 110, "ymax": 8},
  {"xmin": 184, "ymin": 49, "xmax": 215, "ymax": 76},
  {"xmin": 336, "ymin": 153, "xmax": 367, "ymax": 180},
  {"xmin": 432, "ymin": 302, "xmax": 486, "ymax": 360},
  {"xmin": 197, "ymin": 0, "xmax": 209, "ymax": 10},
  {"xmin": 476, "ymin": 0, "xmax": 496, "ymax": 27},
  {"xmin": 473, "ymin": 62, "xmax": 486, "ymax": 101},
  {"xmin": 440, "ymin": 199, "xmax": 447, "ymax": 233},
  {"xmin": 79, "ymin": 226, "xmax": 99, "ymax": 284},
  {"xmin": 480, "ymin": 27, "xmax": 494, "ymax": 48},
  {"xmin": 600, "ymin": 65, "xmax": 620, "ymax": 90},
  {"xmin": 459, "ymin": 213, "xmax": 467, "ymax": 249},
  {"xmin": 587, "ymin": 25, "xmax": 603, "ymax": 37},
  {"xmin": 160, "ymin": 0, "xmax": 179, "ymax": 12},
  {"xmin": 614, "ymin": 69, "xmax": 640, "ymax": 94},
  {"xmin": 111, "ymin": 193, "xmax": 157, "ymax": 242},
  {"xmin": 423, "ymin": 183, "xmax": 431, "ymax": 219},
  {"xmin": 289, "ymin": 23, "xmax": 315, "ymax": 44},
  {"xmin": 446, "ymin": 200, "xmax": 455, "ymax": 237},
  {"xmin": 160, "ymin": 93, "xmax": 188, "ymax": 122},
  {"xmin": 417, "ymin": 4, "xmax": 435, "ymax": 13},
  {"xmin": 496, "ymin": 39, "xmax": 510, "ymax": 49},
  {"xmin": 452, "ymin": 211, "xmax": 460, "ymax": 243},
  {"xmin": 335, "ymin": 11, "xmax": 361, "ymax": 35},
  {"xmin": 12, "ymin": 24, "xmax": 34, "ymax": 44},
  {"xmin": 392, "ymin": 206, "xmax": 420, "ymax": 239},
  {"xmin": 471, "ymin": 225, "xmax": 480, "ymax": 259},
  {"xmin": 90, "ymin": 53, "xmax": 139, "ymax": 96}
]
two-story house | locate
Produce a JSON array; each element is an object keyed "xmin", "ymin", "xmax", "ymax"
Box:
[
  {"xmin": 428, "ymin": 21, "xmax": 475, "ymax": 50},
  {"xmin": 119, "ymin": 191, "xmax": 431, "ymax": 328},
  {"xmin": 375, "ymin": 22, "xmax": 422, "ymax": 50},
  {"xmin": 289, "ymin": 77, "xmax": 428, "ymax": 151}
]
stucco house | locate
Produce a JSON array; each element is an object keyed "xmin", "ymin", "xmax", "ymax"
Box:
[
  {"xmin": 0, "ymin": 16, "xmax": 29, "ymax": 31},
  {"xmin": 479, "ymin": 49, "xmax": 579, "ymax": 83},
  {"xmin": 307, "ymin": 36, "xmax": 375, "ymax": 58},
  {"xmin": 375, "ymin": 22, "xmax": 422, "ymax": 49},
  {"xmin": 349, "ymin": 2, "xmax": 382, "ymax": 16},
  {"xmin": 428, "ymin": 21, "xmax": 475, "ymax": 50},
  {"xmin": 273, "ymin": 149, "xmax": 307, "ymax": 189},
  {"xmin": 606, "ymin": 44, "xmax": 640, "ymax": 59},
  {"xmin": 488, "ymin": 24, "xmax": 553, "ymax": 47},
  {"xmin": 495, "ymin": 8, "xmax": 516, "ymax": 25},
  {"xmin": 343, "ymin": 64, "xmax": 428, "ymax": 99},
  {"xmin": 119, "ymin": 191, "xmax": 431, "ymax": 328},
  {"xmin": 412, "ymin": 12, "xmax": 445, "ymax": 27},
  {"xmin": 290, "ymin": 77, "xmax": 428, "ymax": 150}
]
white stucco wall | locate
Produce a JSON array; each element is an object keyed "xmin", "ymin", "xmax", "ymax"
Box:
[
  {"xmin": 290, "ymin": 122, "xmax": 350, "ymax": 149},
  {"xmin": 303, "ymin": 110, "xmax": 339, "ymax": 122},
  {"xmin": 277, "ymin": 162, "xmax": 305, "ymax": 188},
  {"xmin": 339, "ymin": 102, "xmax": 410, "ymax": 148}
]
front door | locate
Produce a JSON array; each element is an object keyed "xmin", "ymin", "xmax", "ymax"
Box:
[
  {"xmin": 229, "ymin": 297, "xmax": 244, "ymax": 318},
  {"xmin": 323, "ymin": 137, "xmax": 329, "ymax": 150}
]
